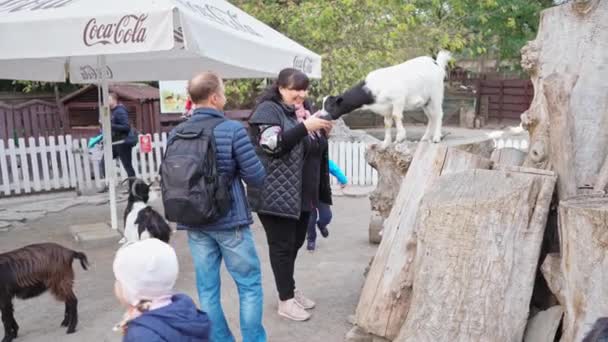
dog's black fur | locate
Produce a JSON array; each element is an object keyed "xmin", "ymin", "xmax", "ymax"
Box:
[
  {"xmin": 123, "ymin": 178, "xmax": 150, "ymax": 229},
  {"xmin": 134, "ymin": 207, "xmax": 171, "ymax": 243},
  {"xmin": 122, "ymin": 178, "xmax": 171, "ymax": 243}
]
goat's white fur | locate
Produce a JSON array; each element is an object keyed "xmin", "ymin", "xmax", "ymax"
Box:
[{"xmin": 364, "ymin": 51, "xmax": 451, "ymax": 147}]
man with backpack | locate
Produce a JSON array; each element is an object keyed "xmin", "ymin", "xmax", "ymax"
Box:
[{"xmin": 161, "ymin": 72, "xmax": 267, "ymax": 342}]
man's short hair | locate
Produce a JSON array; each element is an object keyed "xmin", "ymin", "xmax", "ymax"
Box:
[{"xmin": 188, "ymin": 72, "xmax": 223, "ymax": 103}]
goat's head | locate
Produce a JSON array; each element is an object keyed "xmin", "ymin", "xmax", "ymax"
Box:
[
  {"xmin": 320, "ymin": 95, "xmax": 345, "ymax": 120},
  {"xmin": 320, "ymin": 81, "xmax": 375, "ymax": 120}
]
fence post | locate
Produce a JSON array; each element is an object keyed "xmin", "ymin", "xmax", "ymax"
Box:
[
  {"xmin": 28, "ymin": 137, "xmax": 41, "ymax": 192},
  {"xmin": 18, "ymin": 138, "xmax": 31, "ymax": 193},
  {"xmin": 0, "ymin": 140, "xmax": 10, "ymax": 195}
]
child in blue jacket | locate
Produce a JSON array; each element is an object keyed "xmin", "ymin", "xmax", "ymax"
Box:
[
  {"xmin": 307, "ymin": 160, "xmax": 347, "ymax": 251},
  {"xmin": 113, "ymin": 239, "xmax": 210, "ymax": 341}
]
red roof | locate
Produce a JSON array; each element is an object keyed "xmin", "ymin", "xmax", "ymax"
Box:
[{"xmin": 61, "ymin": 83, "xmax": 160, "ymax": 103}]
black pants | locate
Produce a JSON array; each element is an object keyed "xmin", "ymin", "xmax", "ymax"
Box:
[
  {"xmin": 259, "ymin": 212, "xmax": 310, "ymax": 301},
  {"xmin": 100, "ymin": 143, "xmax": 136, "ymax": 180}
]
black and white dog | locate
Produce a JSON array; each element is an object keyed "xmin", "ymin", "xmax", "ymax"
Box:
[
  {"xmin": 320, "ymin": 51, "xmax": 451, "ymax": 147},
  {"xmin": 122, "ymin": 178, "xmax": 171, "ymax": 244}
]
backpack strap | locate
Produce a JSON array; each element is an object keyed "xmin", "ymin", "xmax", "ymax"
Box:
[{"xmin": 175, "ymin": 116, "xmax": 226, "ymax": 139}]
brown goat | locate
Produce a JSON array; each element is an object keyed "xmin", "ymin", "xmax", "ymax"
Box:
[{"xmin": 0, "ymin": 243, "xmax": 88, "ymax": 342}]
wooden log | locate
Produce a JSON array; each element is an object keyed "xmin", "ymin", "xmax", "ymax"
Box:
[
  {"xmin": 523, "ymin": 306, "xmax": 564, "ymax": 342},
  {"xmin": 396, "ymin": 168, "xmax": 556, "ymax": 342},
  {"xmin": 491, "ymin": 147, "xmax": 527, "ymax": 168},
  {"xmin": 354, "ymin": 140, "xmax": 493, "ymax": 339},
  {"xmin": 521, "ymin": 0, "xmax": 608, "ymax": 199},
  {"xmin": 541, "ymin": 253, "xmax": 565, "ymax": 305},
  {"xmin": 593, "ymin": 153, "xmax": 608, "ymax": 192},
  {"xmin": 558, "ymin": 196, "xmax": 608, "ymax": 342},
  {"xmin": 366, "ymin": 142, "xmax": 415, "ymax": 219}
]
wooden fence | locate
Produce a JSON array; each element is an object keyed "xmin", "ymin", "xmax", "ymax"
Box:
[
  {"xmin": 0, "ymin": 100, "xmax": 64, "ymax": 142},
  {"xmin": 0, "ymin": 132, "xmax": 530, "ymax": 197},
  {"xmin": 477, "ymin": 79, "xmax": 534, "ymax": 121},
  {"xmin": 0, "ymin": 134, "xmax": 382, "ymax": 197}
]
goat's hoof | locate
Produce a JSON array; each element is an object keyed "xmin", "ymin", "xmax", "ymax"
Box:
[
  {"xmin": 60, "ymin": 320, "xmax": 68, "ymax": 327},
  {"xmin": 2, "ymin": 336, "xmax": 15, "ymax": 342},
  {"xmin": 395, "ymin": 135, "xmax": 407, "ymax": 143},
  {"xmin": 432, "ymin": 138, "xmax": 441, "ymax": 144},
  {"xmin": 66, "ymin": 328, "xmax": 76, "ymax": 334}
]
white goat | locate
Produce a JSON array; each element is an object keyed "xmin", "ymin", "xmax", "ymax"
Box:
[{"xmin": 321, "ymin": 51, "xmax": 451, "ymax": 147}]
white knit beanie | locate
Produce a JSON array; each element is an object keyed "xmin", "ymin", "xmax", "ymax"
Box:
[{"xmin": 113, "ymin": 239, "xmax": 179, "ymax": 306}]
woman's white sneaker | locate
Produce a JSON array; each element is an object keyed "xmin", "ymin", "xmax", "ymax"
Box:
[
  {"xmin": 278, "ymin": 298, "xmax": 311, "ymax": 321},
  {"xmin": 294, "ymin": 289, "xmax": 316, "ymax": 310}
]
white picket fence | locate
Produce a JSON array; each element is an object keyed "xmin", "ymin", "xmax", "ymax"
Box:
[
  {"xmin": 0, "ymin": 134, "xmax": 380, "ymax": 197},
  {"xmin": 0, "ymin": 134, "xmax": 529, "ymax": 197},
  {"xmin": 0, "ymin": 134, "xmax": 167, "ymax": 197}
]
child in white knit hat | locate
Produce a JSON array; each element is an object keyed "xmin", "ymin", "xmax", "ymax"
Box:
[{"xmin": 113, "ymin": 238, "xmax": 210, "ymax": 341}]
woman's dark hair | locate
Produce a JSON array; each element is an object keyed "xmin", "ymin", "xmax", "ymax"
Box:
[{"xmin": 254, "ymin": 68, "xmax": 310, "ymax": 108}]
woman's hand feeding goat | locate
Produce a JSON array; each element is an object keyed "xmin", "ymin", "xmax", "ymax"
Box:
[{"xmin": 320, "ymin": 51, "xmax": 451, "ymax": 147}]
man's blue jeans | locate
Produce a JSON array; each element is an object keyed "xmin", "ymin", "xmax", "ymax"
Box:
[{"xmin": 188, "ymin": 227, "xmax": 267, "ymax": 342}]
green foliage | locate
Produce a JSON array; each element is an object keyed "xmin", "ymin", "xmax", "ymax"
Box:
[
  {"xmin": 7, "ymin": 0, "xmax": 555, "ymax": 108},
  {"xmin": 230, "ymin": 0, "xmax": 554, "ymax": 107}
]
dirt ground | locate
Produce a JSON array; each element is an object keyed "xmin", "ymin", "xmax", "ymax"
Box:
[{"xmin": 0, "ymin": 194, "xmax": 376, "ymax": 342}]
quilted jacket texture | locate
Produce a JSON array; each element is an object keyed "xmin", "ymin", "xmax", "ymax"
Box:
[
  {"xmin": 248, "ymin": 100, "xmax": 332, "ymax": 220},
  {"xmin": 170, "ymin": 108, "xmax": 265, "ymax": 231}
]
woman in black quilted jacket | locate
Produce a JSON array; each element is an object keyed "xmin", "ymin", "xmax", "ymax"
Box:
[{"xmin": 248, "ymin": 68, "xmax": 333, "ymax": 322}]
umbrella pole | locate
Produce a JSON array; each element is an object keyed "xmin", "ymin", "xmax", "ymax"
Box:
[{"xmin": 98, "ymin": 55, "xmax": 118, "ymax": 230}]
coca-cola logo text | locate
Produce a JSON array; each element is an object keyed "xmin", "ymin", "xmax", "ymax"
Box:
[
  {"xmin": 293, "ymin": 56, "xmax": 313, "ymax": 74},
  {"xmin": 176, "ymin": 0, "xmax": 262, "ymax": 38},
  {"xmin": 0, "ymin": 0, "xmax": 80, "ymax": 13},
  {"xmin": 83, "ymin": 14, "xmax": 148, "ymax": 47},
  {"xmin": 79, "ymin": 65, "xmax": 114, "ymax": 81}
]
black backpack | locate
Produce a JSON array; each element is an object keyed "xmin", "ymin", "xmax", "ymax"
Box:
[{"xmin": 160, "ymin": 117, "xmax": 231, "ymax": 226}]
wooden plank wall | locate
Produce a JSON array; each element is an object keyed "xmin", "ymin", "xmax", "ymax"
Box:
[{"xmin": 0, "ymin": 100, "xmax": 64, "ymax": 142}]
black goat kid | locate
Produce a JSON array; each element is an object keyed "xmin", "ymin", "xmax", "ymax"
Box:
[{"xmin": 0, "ymin": 243, "xmax": 89, "ymax": 342}]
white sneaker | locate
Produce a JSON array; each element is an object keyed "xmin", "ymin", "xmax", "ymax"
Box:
[
  {"xmin": 294, "ymin": 289, "xmax": 316, "ymax": 310},
  {"xmin": 278, "ymin": 298, "xmax": 311, "ymax": 321}
]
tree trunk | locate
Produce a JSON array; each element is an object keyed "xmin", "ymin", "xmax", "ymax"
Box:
[
  {"xmin": 354, "ymin": 140, "xmax": 492, "ymax": 340},
  {"xmin": 366, "ymin": 142, "xmax": 415, "ymax": 244},
  {"xmin": 396, "ymin": 168, "xmax": 556, "ymax": 342},
  {"xmin": 519, "ymin": 2, "xmax": 608, "ymax": 340},
  {"xmin": 521, "ymin": 0, "xmax": 608, "ymax": 198},
  {"xmin": 523, "ymin": 306, "xmax": 564, "ymax": 342},
  {"xmin": 491, "ymin": 147, "xmax": 527, "ymax": 168},
  {"xmin": 558, "ymin": 196, "xmax": 608, "ymax": 342}
]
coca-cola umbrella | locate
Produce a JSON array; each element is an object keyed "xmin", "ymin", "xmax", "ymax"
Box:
[{"xmin": 0, "ymin": 0, "xmax": 322, "ymax": 229}]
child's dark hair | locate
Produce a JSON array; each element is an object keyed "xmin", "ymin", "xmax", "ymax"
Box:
[{"xmin": 584, "ymin": 317, "xmax": 608, "ymax": 342}]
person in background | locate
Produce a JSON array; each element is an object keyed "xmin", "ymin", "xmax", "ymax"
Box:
[
  {"xmin": 113, "ymin": 239, "xmax": 210, "ymax": 341},
  {"xmin": 173, "ymin": 72, "xmax": 267, "ymax": 342},
  {"xmin": 99, "ymin": 92, "xmax": 137, "ymax": 191},
  {"xmin": 248, "ymin": 68, "xmax": 333, "ymax": 322},
  {"xmin": 306, "ymin": 159, "xmax": 347, "ymax": 251},
  {"xmin": 182, "ymin": 96, "xmax": 193, "ymax": 119}
]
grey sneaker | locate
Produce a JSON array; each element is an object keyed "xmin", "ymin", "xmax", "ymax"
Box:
[
  {"xmin": 294, "ymin": 289, "xmax": 316, "ymax": 310},
  {"xmin": 278, "ymin": 298, "xmax": 311, "ymax": 321}
]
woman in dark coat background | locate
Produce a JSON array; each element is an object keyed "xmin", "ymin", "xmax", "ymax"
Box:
[{"xmin": 248, "ymin": 68, "xmax": 333, "ymax": 322}]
